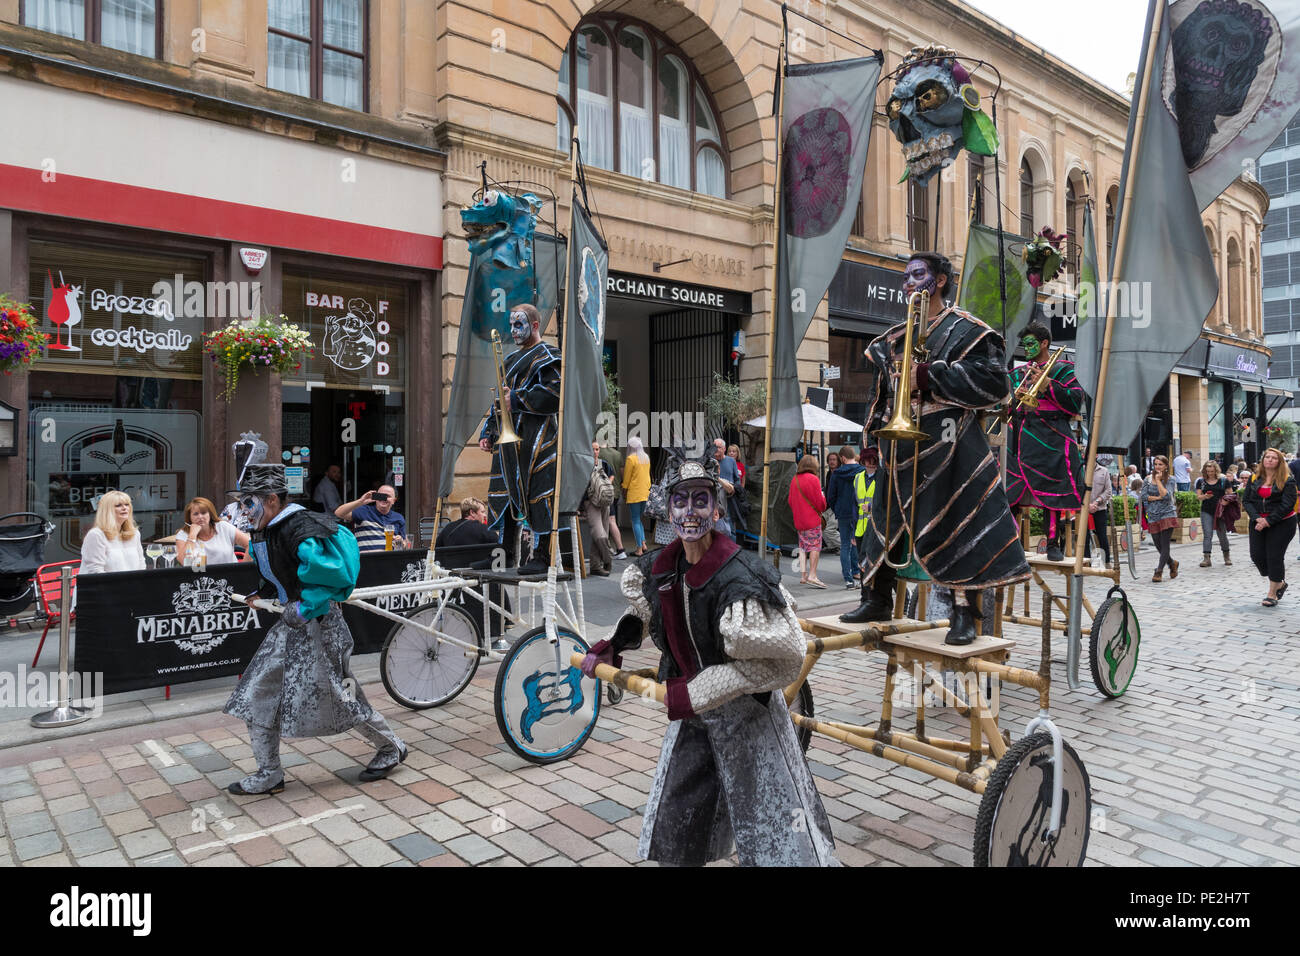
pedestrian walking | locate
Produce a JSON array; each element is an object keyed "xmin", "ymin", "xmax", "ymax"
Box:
[
  {"xmin": 1142, "ymin": 456, "xmax": 1179, "ymax": 582},
  {"xmin": 788, "ymin": 454, "xmax": 828, "ymax": 588},
  {"xmin": 1242, "ymin": 447, "xmax": 1298, "ymax": 607},
  {"xmin": 1172, "ymin": 449, "xmax": 1193, "ymax": 492},
  {"xmin": 584, "ymin": 441, "xmax": 616, "ymax": 576},
  {"xmin": 822, "ymin": 452, "xmax": 841, "ymax": 498},
  {"xmin": 597, "ymin": 442, "xmax": 627, "ymax": 558},
  {"xmin": 826, "ymin": 445, "xmax": 865, "ymax": 587},
  {"xmin": 1194, "ymin": 460, "xmax": 1235, "ymax": 567},
  {"xmin": 80, "ymin": 490, "xmax": 146, "ymax": 574},
  {"xmin": 1085, "ymin": 454, "xmax": 1114, "ymax": 567},
  {"xmin": 622, "ymin": 436, "xmax": 652, "ymax": 556}
]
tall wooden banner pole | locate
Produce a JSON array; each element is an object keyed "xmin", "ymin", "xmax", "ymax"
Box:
[
  {"xmin": 758, "ymin": 35, "xmax": 787, "ymax": 562},
  {"xmin": 1068, "ymin": 0, "xmax": 1163, "ymax": 685},
  {"xmin": 548, "ymin": 128, "xmax": 581, "ymax": 575}
]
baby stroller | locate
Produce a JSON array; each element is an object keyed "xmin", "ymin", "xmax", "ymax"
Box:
[{"xmin": 0, "ymin": 512, "xmax": 55, "ymax": 627}]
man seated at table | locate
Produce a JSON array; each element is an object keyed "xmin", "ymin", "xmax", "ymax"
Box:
[
  {"xmin": 335, "ymin": 484, "xmax": 410, "ymax": 551},
  {"xmin": 436, "ymin": 497, "xmax": 500, "ymax": 566}
]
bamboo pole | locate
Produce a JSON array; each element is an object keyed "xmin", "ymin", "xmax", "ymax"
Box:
[
  {"xmin": 571, "ymin": 655, "xmax": 666, "ymax": 704},
  {"xmin": 548, "ymin": 130, "xmax": 582, "ymax": 575},
  {"xmin": 758, "ymin": 34, "xmax": 787, "ymax": 560},
  {"xmin": 424, "ymin": 494, "xmax": 443, "ymax": 580},
  {"xmin": 1072, "ymin": 0, "xmax": 1165, "ymax": 574}
]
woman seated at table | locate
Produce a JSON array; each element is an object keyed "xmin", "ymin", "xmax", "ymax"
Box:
[
  {"xmin": 80, "ymin": 491, "xmax": 146, "ymax": 574},
  {"xmin": 176, "ymin": 496, "xmax": 250, "ymax": 566}
]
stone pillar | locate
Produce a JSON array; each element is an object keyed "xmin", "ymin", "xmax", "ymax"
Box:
[{"xmin": 0, "ymin": 209, "xmax": 27, "ymax": 516}]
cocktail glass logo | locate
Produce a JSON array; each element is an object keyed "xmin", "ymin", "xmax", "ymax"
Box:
[{"xmin": 45, "ymin": 269, "xmax": 82, "ymax": 352}]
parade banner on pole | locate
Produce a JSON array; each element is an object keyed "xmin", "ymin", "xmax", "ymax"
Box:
[
  {"xmin": 556, "ymin": 194, "xmax": 608, "ymax": 515},
  {"xmin": 438, "ymin": 214, "xmax": 565, "ymax": 499},
  {"xmin": 1073, "ymin": 0, "xmax": 1219, "ymax": 450},
  {"xmin": 957, "ymin": 222, "xmax": 1036, "ymax": 341},
  {"xmin": 770, "ymin": 54, "xmax": 882, "ymax": 453}
]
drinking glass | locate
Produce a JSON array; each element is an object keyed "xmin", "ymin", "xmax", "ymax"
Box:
[
  {"xmin": 161, "ymin": 546, "xmax": 176, "ymax": 569},
  {"xmin": 146, "ymin": 543, "xmax": 164, "ymax": 569}
]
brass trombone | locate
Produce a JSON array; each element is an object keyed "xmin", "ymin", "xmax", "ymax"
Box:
[
  {"xmin": 984, "ymin": 345, "xmax": 1066, "ymax": 436},
  {"xmin": 872, "ymin": 290, "xmax": 930, "ymax": 570},
  {"xmin": 490, "ymin": 329, "xmax": 521, "ymax": 446}
]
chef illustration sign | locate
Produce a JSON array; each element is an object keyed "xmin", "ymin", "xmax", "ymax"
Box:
[{"xmin": 291, "ymin": 278, "xmax": 406, "ymax": 387}]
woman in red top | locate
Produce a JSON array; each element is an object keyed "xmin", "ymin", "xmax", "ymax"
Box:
[{"xmin": 788, "ymin": 454, "xmax": 829, "ymax": 588}]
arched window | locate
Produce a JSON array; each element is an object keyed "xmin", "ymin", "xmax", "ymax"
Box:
[
  {"xmin": 1065, "ymin": 178, "xmax": 1080, "ymax": 277},
  {"xmin": 1227, "ymin": 237, "xmax": 1243, "ymax": 333},
  {"xmin": 1019, "ymin": 159, "xmax": 1034, "ymax": 237},
  {"xmin": 556, "ymin": 15, "xmax": 729, "ymax": 199},
  {"xmin": 1105, "ymin": 185, "xmax": 1118, "ymax": 268}
]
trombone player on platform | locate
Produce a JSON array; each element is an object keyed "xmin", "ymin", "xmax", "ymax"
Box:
[
  {"xmin": 479, "ymin": 303, "xmax": 563, "ymax": 573},
  {"xmin": 1003, "ymin": 322, "xmax": 1086, "ymax": 562},
  {"xmin": 841, "ymin": 252, "xmax": 1029, "ymax": 645}
]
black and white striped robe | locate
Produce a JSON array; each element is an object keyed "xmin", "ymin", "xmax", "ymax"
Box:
[
  {"xmin": 481, "ymin": 340, "xmax": 561, "ymax": 537},
  {"xmin": 859, "ymin": 306, "xmax": 1030, "ymax": 589}
]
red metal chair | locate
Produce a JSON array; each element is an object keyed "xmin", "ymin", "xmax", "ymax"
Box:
[{"xmin": 32, "ymin": 560, "xmax": 80, "ymax": 668}]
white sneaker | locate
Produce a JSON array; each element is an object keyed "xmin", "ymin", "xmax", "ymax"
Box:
[{"xmin": 614, "ymin": 550, "xmax": 628, "ymax": 560}]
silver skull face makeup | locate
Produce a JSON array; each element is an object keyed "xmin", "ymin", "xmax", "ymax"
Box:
[
  {"xmin": 670, "ymin": 482, "xmax": 716, "ymax": 542},
  {"xmin": 508, "ymin": 309, "xmax": 531, "ymax": 345},
  {"xmin": 236, "ymin": 494, "xmax": 268, "ymax": 530},
  {"xmin": 902, "ymin": 258, "xmax": 938, "ymax": 298}
]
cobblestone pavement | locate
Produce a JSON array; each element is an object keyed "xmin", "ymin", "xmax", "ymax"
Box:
[{"xmin": 1, "ymin": 534, "xmax": 1298, "ymax": 867}]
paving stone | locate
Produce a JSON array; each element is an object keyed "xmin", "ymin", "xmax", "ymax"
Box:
[
  {"xmin": 13, "ymin": 831, "xmax": 63, "ymax": 861},
  {"xmin": 79, "ymin": 849, "xmax": 130, "ymax": 866},
  {"xmin": 64, "ymin": 826, "xmax": 117, "ymax": 857},
  {"xmin": 584, "ymin": 799, "xmax": 635, "ymax": 824},
  {"xmin": 55, "ymin": 808, "xmax": 104, "ymax": 835},
  {"xmin": 443, "ymin": 833, "xmax": 505, "ymax": 864},
  {"xmin": 289, "ymin": 836, "xmax": 349, "ymax": 866},
  {"xmin": 8, "ymin": 810, "xmax": 55, "ymax": 839},
  {"xmin": 120, "ymin": 829, "xmax": 173, "ymax": 859},
  {"xmin": 389, "ymin": 832, "xmax": 446, "ymax": 863}
]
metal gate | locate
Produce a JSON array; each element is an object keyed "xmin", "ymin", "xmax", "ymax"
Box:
[{"xmin": 649, "ymin": 308, "xmax": 736, "ymax": 465}]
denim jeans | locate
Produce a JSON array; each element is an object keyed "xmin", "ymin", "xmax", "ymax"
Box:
[
  {"xmin": 837, "ymin": 518, "xmax": 859, "ymax": 583},
  {"xmin": 628, "ymin": 501, "xmax": 646, "ymax": 549},
  {"xmin": 1176, "ymin": 481, "xmax": 1191, "ymax": 492},
  {"xmin": 1201, "ymin": 511, "xmax": 1230, "ymax": 553}
]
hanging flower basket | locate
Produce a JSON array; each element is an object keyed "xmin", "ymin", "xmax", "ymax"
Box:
[
  {"xmin": 0, "ymin": 295, "xmax": 49, "ymax": 374},
  {"xmin": 203, "ymin": 315, "xmax": 314, "ymax": 402}
]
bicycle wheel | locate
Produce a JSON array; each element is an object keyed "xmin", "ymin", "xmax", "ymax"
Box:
[
  {"xmin": 494, "ymin": 624, "xmax": 600, "ymax": 764},
  {"xmin": 380, "ymin": 601, "xmax": 482, "ymax": 709}
]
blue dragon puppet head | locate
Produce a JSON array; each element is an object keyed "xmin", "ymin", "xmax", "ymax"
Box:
[
  {"xmin": 888, "ymin": 45, "xmax": 999, "ymax": 185},
  {"xmin": 460, "ymin": 189, "xmax": 543, "ymax": 266}
]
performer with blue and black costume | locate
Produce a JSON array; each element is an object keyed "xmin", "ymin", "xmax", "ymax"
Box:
[
  {"xmin": 223, "ymin": 463, "xmax": 407, "ymax": 795},
  {"xmin": 478, "ymin": 303, "xmax": 563, "ymax": 573}
]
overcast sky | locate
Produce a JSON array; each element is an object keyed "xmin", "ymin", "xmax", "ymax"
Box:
[{"xmin": 959, "ymin": 0, "xmax": 1150, "ymax": 93}]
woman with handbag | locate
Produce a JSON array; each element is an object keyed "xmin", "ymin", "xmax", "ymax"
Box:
[
  {"xmin": 1242, "ymin": 447, "xmax": 1298, "ymax": 607},
  {"xmin": 1195, "ymin": 460, "xmax": 1235, "ymax": 567},
  {"xmin": 1141, "ymin": 456, "xmax": 1179, "ymax": 583},
  {"xmin": 788, "ymin": 454, "xmax": 829, "ymax": 588}
]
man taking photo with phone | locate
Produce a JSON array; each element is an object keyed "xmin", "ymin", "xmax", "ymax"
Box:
[{"xmin": 336, "ymin": 483, "xmax": 410, "ymax": 551}]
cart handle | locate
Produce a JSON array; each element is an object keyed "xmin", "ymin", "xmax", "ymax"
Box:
[
  {"xmin": 568, "ymin": 653, "xmax": 666, "ymax": 704},
  {"xmin": 230, "ymin": 592, "xmax": 285, "ymax": 614}
]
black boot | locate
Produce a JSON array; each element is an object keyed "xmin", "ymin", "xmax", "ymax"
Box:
[
  {"xmin": 945, "ymin": 604, "xmax": 977, "ymax": 645},
  {"xmin": 1045, "ymin": 526, "xmax": 1065, "ymax": 563},
  {"xmin": 840, "ymin": 569, "xmax": 895, "ymax": 624}
]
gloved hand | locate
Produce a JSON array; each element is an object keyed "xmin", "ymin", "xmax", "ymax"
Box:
[
  {"xmin": 281, "ymin": 600, "xmax": 308, "ymax": 629},
  {"xmin": 665, "ymin": 677, "xmax": 696, "ymax": 722},
  {"xmin": 579, "ymin": 639, "xmax": 620, "ymax": 678}
]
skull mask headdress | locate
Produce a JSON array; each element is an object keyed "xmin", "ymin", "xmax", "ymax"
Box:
[{"xmin": 887, "ymin": 45, "xmax": 999, "ymax": 185}]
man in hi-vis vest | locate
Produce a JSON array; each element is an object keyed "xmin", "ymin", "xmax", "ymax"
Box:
[{"xmin": 852, "ymin": 449, "xmax": 879, "ymax": 545}]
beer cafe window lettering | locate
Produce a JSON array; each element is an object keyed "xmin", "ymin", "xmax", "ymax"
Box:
[
  {"xmin": 27, "ymin": 242, "xmax": 208, "ymax": 378},
  {"xmin": 281, "ymin": 273, "xmax": 408, "ymax": 388}
]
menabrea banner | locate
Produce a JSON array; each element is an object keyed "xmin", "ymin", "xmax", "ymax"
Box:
[
  {"xmin": 770, "ymin": 53, "xmax": 883, "ymax": 453},
  {"xmin": 74, "ymin": 552, "xmax": 449, "ymax": 695}
]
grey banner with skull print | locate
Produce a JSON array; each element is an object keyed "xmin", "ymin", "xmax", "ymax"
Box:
[{"xmin": 770, "ymin": 55, "xmax": 882, "ymax": 454}]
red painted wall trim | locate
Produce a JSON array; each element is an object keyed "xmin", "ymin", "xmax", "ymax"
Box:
[{"xmin": 0, "ymin": 163, "xmax": 442, "ymax": 270}]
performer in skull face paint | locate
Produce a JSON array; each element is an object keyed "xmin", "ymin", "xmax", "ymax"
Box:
[
  {"xmin": 479, "ymin": 303, "xmax": 564, "ymax": 572},
  {"xmin": 1004, "ymin": 322, "xmax": 1086, "ymax": 561},
  {"xmin": 843, "ymin": 252, "xmax": 1030, "ymax": 645},
  {"xmin": 580, "ymin": 450, "xmax": 837, "ymax": 866},
  {"xmin": 223, "ymin": 464, "xmax": 407, "ymax": 794}
]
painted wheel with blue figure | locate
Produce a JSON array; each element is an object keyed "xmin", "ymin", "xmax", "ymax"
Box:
[
  {"xmin": 493, "ymin": 624, "xmax": 601, "ymax": 764},
  {"xmin": 1088, "ymin": 590, "xmax": 1141, "ymax": 698}
]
